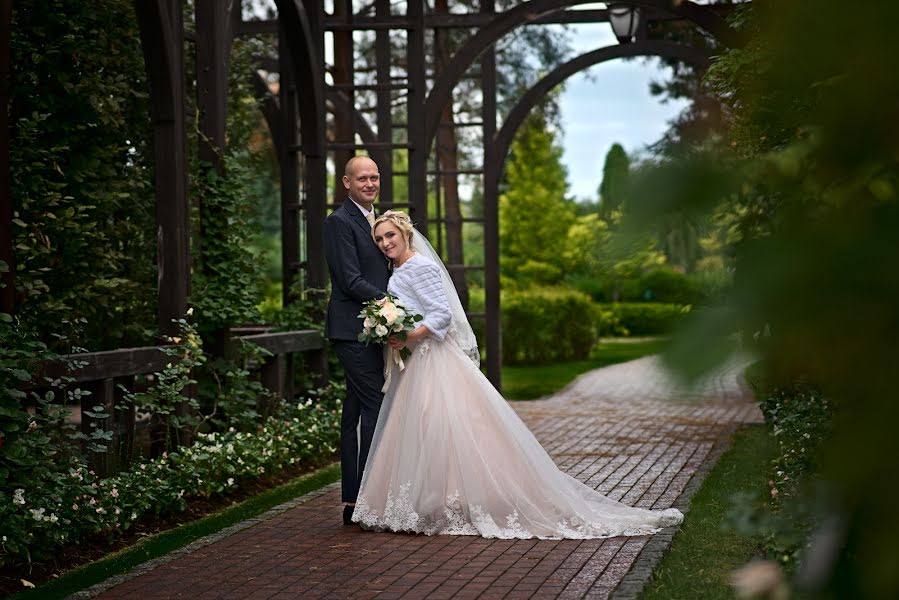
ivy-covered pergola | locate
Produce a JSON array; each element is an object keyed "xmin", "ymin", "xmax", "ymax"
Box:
[{"xmin": 0, "ymin": 0, "xmax": 742, "ymax": 389}]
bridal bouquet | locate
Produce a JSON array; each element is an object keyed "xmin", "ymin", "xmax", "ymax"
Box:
[{"xmin": 357, "ymin": 295, "xmax": 423, "ymax": 360}]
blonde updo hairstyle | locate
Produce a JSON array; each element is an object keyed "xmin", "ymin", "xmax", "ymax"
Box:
[{"xmin": 372, "ymin": 210, "xmax": 415, "ymax": 249}]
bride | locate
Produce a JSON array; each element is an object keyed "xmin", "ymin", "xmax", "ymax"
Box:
[{"xmin": 352, "ymin": 211, "xmax": 683, "ymax": 539}]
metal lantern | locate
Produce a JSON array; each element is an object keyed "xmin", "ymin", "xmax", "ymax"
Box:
[{"xmin": 609, "ymin": 4, "xmax": 642, "ymax": 44}]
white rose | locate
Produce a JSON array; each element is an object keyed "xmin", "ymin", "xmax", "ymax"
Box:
[
  {"xmin": 363, "ymin": 316, "xmax": 375, "ymax": 329},
  {"xmin": 380, "ymin": 304, "xmax": 398, "ymax": 325},
  {"xmin": 375, "ymin": 324, "xmax": 388, "ymax": 337},
  {"xmin": 392, "ymin": 322, "xmax": 403, "ymax": 332}
]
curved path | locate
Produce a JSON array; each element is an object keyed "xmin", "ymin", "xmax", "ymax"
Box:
[{"xmin": 79, "ymin": 354, "xmax": 762, "ymax": 600}]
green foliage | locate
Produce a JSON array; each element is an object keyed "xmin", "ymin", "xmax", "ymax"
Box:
[
  {"xmin": 688, "ymin": 267, "xmax": 732, "ymax": 306},
  {"xmin": 639, "ymin": 268, "xmax": 699, "ymax": 305},
  {"xmin": 725, "ymin": 371, "xmax": 835, "ymax": 568},
  {"xmin": 120, "ymin": 316, "xmax": 207, "ymax": 453},
  {"xmin": 500, "ymin": 287, "xmax": 596, "ymax": 364},
  {"xmin": 0, "ymin": 387, "xmax": 341, "ymax": 568},
  {"xmin": 499, "ymin": 111, "xmax": 575, "ymax": 285},
  {"xmin": 9, "ymin": 0, "xmax": 155, "ymax": 350},
  {"xmin": 2, "ymin": 1, "xmax": 340, "ymax": 577},
  {"xmin": 598, "ymin": 143, "xmax": 630, "ymax": 218},
  {"xmin": 190, "ymin": 153, "xmax": 265, "ymax": 335},
  {"xmin": 196, "ymin": 341, "xmax": 273, "ymax": 431},
  {"xmin": 595, "ymin": 303, "xmax": 690, "ymax": 337},
  {"xmin": 632, "ymin": 1, "xmax": 899, "ymax": 595},
  {"xmin": 0, "ymin": 315, "xmax": 115, "ymax": 567}
]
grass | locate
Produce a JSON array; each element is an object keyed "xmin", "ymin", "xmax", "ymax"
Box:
[
  {"xmin": 641, "ymin": 424, "xmax": 777, "ymax": 600},
  {"xmin": 11, "ymin": 463, "xmax": 341, "ymax": 600},
  {"xmin": 502, "ymin": 337, "xmax": 669, "ymax": 400}
]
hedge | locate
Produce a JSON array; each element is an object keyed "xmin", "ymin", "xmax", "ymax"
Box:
[
  {"xmin": 470, "ymin": 287, "xmax": 596, "ymax": 364},
  {"xmin": 595, "ymin": 302, "xmax": 690, "ymax": 337}
]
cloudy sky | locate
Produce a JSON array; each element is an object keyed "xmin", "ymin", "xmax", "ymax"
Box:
[{"xmin": 557, "ymin": 23, "xmax": 690, "ymax": 202}]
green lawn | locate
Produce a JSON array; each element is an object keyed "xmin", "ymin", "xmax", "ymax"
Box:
[
  {"xmin": 641, "ymin": 424, "xmax": 776, "ymax": 600},
  {"xmin": 502, "ymin": 338, "xmax": 669, "ymax": 400}
]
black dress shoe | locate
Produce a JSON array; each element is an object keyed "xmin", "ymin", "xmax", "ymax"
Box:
[{"xmin": 343, "ymin": 504, "xmax": 354, "ymax": 525}]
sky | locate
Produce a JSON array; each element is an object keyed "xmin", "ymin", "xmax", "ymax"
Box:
[{"xmin": 558, "ymin": 23, "xmax": 691, "ymax": 202}]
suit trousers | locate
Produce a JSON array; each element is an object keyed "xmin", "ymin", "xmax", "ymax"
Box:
[{"xmin": 332, "ymin": 340, "xmax": 385, "ymax": 503}]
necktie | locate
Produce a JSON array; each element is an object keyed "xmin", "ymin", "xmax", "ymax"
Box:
[{"xmin": 366, "ymin": 212, "xmax": 375, "ymax": 228}]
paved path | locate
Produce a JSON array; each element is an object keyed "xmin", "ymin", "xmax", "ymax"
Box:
[{"xmin": 80, "ymin": 355, "xmax": 762, "ymax": 600}]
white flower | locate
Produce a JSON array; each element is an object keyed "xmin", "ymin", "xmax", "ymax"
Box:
[
  {"xmin": 49, "ymin": 513, "xmax": 58, "ymax": 523},
  {"xmin": 392, "ymin": 322, "xmax": 403, "ymax": 332},
  {"xmin": 131, "ymin": 512, "xmax": 138, "ymax": 520},
  {"xmin": 380, "ymin": 304, "xmax": 399, "ymax": 325},
  {"xmin": 227, "ymin": 478, "xmax": 235, "ymax": 486},
  {"xmin": 12, "ymin": 489, "xmax": 25, "ymax": 505},
  {"xmin": 375, "ymin": 324, "xmax": 389, "ymax": 337},
  {"xmin": 363, "ymin": 316, "xmax": 375, "ymax": 329},
  {"xmin": 110, "ymin": 487, "xmax": 119, "ymax": 498},
  {"xmin": 30, "ymin": 508, "xmax": 45, "ymax": 521},
  {"xmin": 186, "ymin": 307, "xmax": 194, "ymax": 316}
]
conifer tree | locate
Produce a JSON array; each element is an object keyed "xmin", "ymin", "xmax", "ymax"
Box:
[
  {"xmin": 499, "ymin": 111, "xmax": 574, "ymax": 285},
  {"xmin": 598, "ymin": 143, "xmax": 630, "ymax": 220}
]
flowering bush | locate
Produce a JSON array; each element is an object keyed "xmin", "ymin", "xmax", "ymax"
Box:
[
  {"xmin": 0, "ymin": 387, "xmax": 342, "ymax": 568},
  {"xmin": 759, "ymin": 384, "xmax": 832, "ymax": 509},
  {"xmin": 728, "ymin": 372, "xmax": 834, "ymax": 569}
]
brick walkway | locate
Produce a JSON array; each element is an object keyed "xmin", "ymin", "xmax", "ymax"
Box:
[{"xmin": 80, "ymin": 355, "xmax": 762, "ymax": 600}]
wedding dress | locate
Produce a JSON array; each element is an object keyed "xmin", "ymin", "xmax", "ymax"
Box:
[{"xmin": 352, "ymin": 246, "xmax": 683, "ymax": 539}]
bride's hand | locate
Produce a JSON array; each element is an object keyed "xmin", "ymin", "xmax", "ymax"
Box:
[{"xmin": 388, "ymin": 326, "xmax": 429, "ymax": 350}]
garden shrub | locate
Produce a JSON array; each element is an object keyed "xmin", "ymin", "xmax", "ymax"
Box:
[
  {"xmin": 501, "ymin": 287, "xmax": 596, "ymax": 364},
  {"xmin": 595, "ymin": 303, "xmax": 690, "ymax": 337},
  {"xmin": 689, "ymin": 267, "xmax": 732, "ymax": 305},
  {"xmin": 467, "ymin": 286, "xmax": 596, "ymax": 364},
  {"xmin": 0, "ymin": 381, "xmax": 341, "ymax": 568},
  {"xmin": 639, "ymin": 268, "xmax": 700, "ymax": 305},
  {"xmin": 728, "ymin": 367, "xmax": 835, "ymax": 568}
]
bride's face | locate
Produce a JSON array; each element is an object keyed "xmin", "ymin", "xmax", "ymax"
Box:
[{"xmin": 373, "ymin": 221, "xmax": 409, "ymax": 261}]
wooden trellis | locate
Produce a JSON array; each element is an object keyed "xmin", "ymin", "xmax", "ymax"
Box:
[{"xmin": 0, "ymin": 1, "xmax": 742, "ymax": 397}]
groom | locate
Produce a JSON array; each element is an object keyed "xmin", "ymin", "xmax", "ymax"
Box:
[{"xmin": 323, "ymin": 156, "xmax": 391, "ymax": 525}]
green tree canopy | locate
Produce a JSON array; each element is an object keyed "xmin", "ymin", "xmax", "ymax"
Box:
[{"xmin": 499, "ymin": 111, "xmax": 574, "ymax": 285}]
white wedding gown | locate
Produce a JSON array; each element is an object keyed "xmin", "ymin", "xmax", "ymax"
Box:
[{"xmin": 352, "ymin": 254, "xmax": 683, "ymax": 539}]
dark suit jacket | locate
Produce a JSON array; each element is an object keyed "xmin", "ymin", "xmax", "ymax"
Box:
[{"xmin": 323, "ymin": 200, "xmax": 391, "ymax": 340}]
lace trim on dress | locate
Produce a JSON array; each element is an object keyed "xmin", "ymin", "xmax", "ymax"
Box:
[{"xmin": 353, "ymin": 481, "xmax": 682, "ymax": 539}]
